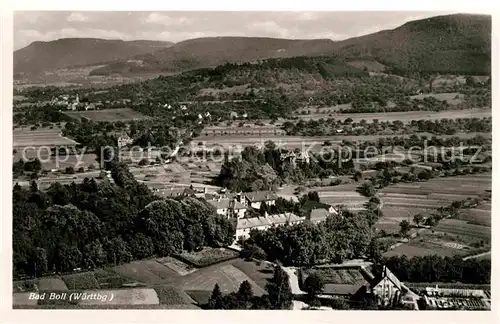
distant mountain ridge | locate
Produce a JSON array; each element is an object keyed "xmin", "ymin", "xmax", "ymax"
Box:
[
  {"xmin": 14, "ymin": 13, "xmax": 491, "ymax": 76},
  {"xmin": 14, "ymin": 38, "xmax": 174, "ymax": 73}
]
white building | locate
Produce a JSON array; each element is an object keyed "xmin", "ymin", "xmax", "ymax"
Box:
[
  {"xmin": 117, "ymin": 134, "xmax": 133, "ymax": 148},
  {"xmin": 208, "ymin": 198, "xmax": 247, "ymax": 219},
  {"xmin": 243, "ymin": 191, "xmax": 278, "ymax": 209},
  {"xmin": 235, "ymin": 213, "xmax": 305, "ymax": 241}
]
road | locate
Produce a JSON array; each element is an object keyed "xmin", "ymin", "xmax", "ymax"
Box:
[
  {"xmin": 463, "ymin": 251, "xmax": 491, "ymax": 261},
  {"xmin": 282, "ymin": 267, "xmax": 306, "ymax": 295}
]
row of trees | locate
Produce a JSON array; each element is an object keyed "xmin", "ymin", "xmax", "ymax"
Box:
[
  {"xmin": 13, "ymin": 162, "xmax": 235, "ymax": 278},
  {"xmin": 283, "ymin": 117, "xmax": 492, "ymax": 137}
]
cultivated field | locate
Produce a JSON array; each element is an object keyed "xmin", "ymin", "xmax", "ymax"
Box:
[
  {"xmin": 293, "ymin": 108, "xmax": 491, "ymax": 122},
  {"xmin": 63, "ymin": 108, "xmax": 148, "ymax": 121},
  {"xmin": 13, "ymin": 127, "xmax": 79, "ymax": 148},
  {"xmin": 313, "ymin": 182, "xmax": 368, "ymax": 211},
  {"xmin": 11, "ymin": 254, "xmax": 271, "ymax": 309},
  {"xmin": 379, "ymin": 173, "xmax": 491, "ymax": 225},
  {"xmin": 379, "ymin": 173, "xmax": 491, "ymax": 258}
]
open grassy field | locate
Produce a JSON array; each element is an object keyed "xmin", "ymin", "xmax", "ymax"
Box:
[
  {"xmin": 110, "ymin": 260, "xmax": 180, "ymax": 286},
  {"xmin": 62, "ymin": 269, "xmax": 145, "ymax": 290},
  {"xmin": 383, "ymin": 242, "xmax": 469, "ymax": 258},
  {"xmin": 434, "ymin": 219, "xmax": 490, "ymax": 240},
  {"xmin": 179, "ymin": 263, "xmax": 266, "ymax": 297},
  {"xmin": 78, "ymin": 288, "xmax": 160, "ymax": 306},
  {"xmin": 63, "ymin": 108, "xmax": 148, "ymax": 121},
  {"xmin": 454, "ymin": 201, "xmax": 491, "ymax": 226},
  {"xmin": 313, "ymin": 182, "xmax": 368, "ymax": 211},
  {"xmin": 13, "ymin": 127, "xmax": 79, "ymax": 148}
]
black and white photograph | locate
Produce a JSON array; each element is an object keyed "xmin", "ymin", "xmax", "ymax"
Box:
[{"xmin": 3, "ymin": 4, "xmax": 496, "ymax": 317}]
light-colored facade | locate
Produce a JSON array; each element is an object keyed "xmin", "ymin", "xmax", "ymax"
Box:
[
  {"xmin": 117, "ymin": 135, "xmax": 133, "ymax": 148},
  {"xmin": 208, "ymin": 198, "xmax": 247, "ymax": 219},
  {"xmin": 243, "ymin": 191, "xmax": 278, "ymax": 210},
  {"xmin": 371, "ymin": 266, "xmax": 403, "ymax": 307},
  {"xmin": 235, "ymin": 213, "xmax": 305, "ymax": 241}
]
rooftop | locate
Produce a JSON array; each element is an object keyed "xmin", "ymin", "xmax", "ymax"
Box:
[
  {"xmin": 208, "ymin": 198, "xmax": 247, "ymax": 210},
  {"xmin": 308, "ymin": 208, "xmax": 330, "ymax": 222},
  {"xmin": 237, "ymin": 213, "xmax": 304, "ymax": 230},
  {"xmin": 244, "ymin": 191, "xmax": 278, "ymax": 202}
]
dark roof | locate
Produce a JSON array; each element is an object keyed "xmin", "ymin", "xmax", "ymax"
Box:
[
  {"xmin": 371, "ymin": 266, "xmax": 402, "ymax": 290},
  {"xmin": 244, "ymin": 191, "xmax": 278, "ymax": 202},
  {"xmin": 301, "ymin": 200, "xmax": 332, "ymax": 213},
  {"xmin": 308, "ymin": 208, "xmax": 330, "ymax": 222}
]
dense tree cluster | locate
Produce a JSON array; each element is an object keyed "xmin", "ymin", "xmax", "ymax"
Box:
[
  {"xmin": 13, "ymin": 103, "xmax": 74, "ymax": 126},
  {"xmin": 217, "ymin": 141, "xmax": 355, "ymax": 192},
  {"xmin": 12, "ymin": 163, "xmax": 234, "ymax": 278},
  {"xmin": 242, "ymin": 208, "xmax": 375, "ymax": 266}
]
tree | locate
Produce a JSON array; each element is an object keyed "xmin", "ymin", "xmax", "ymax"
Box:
[
  {"xmin": 33, "ymin": 247, "xmax": 48, "ymax": 276},
  {"xmin": 353, "ymin": 170, "xmax": 363, "ymax": 182},
  {"xmin": 307, "ymin": 191, "xmax": 320, "ymax": 202},
  {"xmin": 259, "ymin": 201, "xmax": 269, "ymax": 215},
  {"xmin": 303, "ymin": 273, "xmax": 324, "ymax": 298},
  {"xmin": 236, "ymin": 280, "xmax": 254, "ymax": 309},
  {"xmin": 399, "ymin": 220, "xmax": 411, "ymax": 239},
  {"xmin": 359, "ymin": 182, "xmax": 376, "ymax": 197},
  {"xmin": 417, "ymin": 169, "xmax": 432, "ymax": 181},
  {"xmin": 265, "ymin": 265, "xmax": 293, "ymax": 309},
  {"xmin": 413, "ymin": 213, "xmax": 424, "ymax": 227},
  {"xmin": 208, "ymin": 283, "xmax": 224, "ymax": 309}
]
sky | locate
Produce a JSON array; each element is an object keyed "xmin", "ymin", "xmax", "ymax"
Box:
[{"xmin": 13, "ymin": 11, "xmax": 453, "ymax": 50}]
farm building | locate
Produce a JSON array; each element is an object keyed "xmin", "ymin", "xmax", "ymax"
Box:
[{"xmin": 235, "ymin": 213, "xmax": 305, "ymax": 241}]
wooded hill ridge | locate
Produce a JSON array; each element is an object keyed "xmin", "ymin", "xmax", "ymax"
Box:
[{"xmin": 14, "ymin": 14, "xmax": 491, "ymax": 76}]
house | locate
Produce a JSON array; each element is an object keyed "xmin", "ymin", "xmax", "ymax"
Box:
[
  {"xmin": 235, "ymin": 213, "xmax": 305, "ymax": 241},
  {"xmin": 280, "ymin": 151, "xmax": 310, "ymax": 168},
  {"xmin": 371, "ymin": 265, "xmax": 403, "ymax": 307},
  {"xmin": 243, "ymin": 191, "xmax": 278, "ymax": 209},
  {"xmin": 208, "ymin": 197, "xmax": 247, "ymax": 219},
  {"xmin": 117, "ymin": 134, "xmax": 133, "ymax": 148},
  {"xmin": 299, "ymin": 264, "xmax": 409, "ymax": 308},
  {"xmin": 309, "ymin": 209, "xmax": 331, "ymax": 223},
  {"xmin": 301, "ymin": 200, "xmax": 338, "ymax": 223}
]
